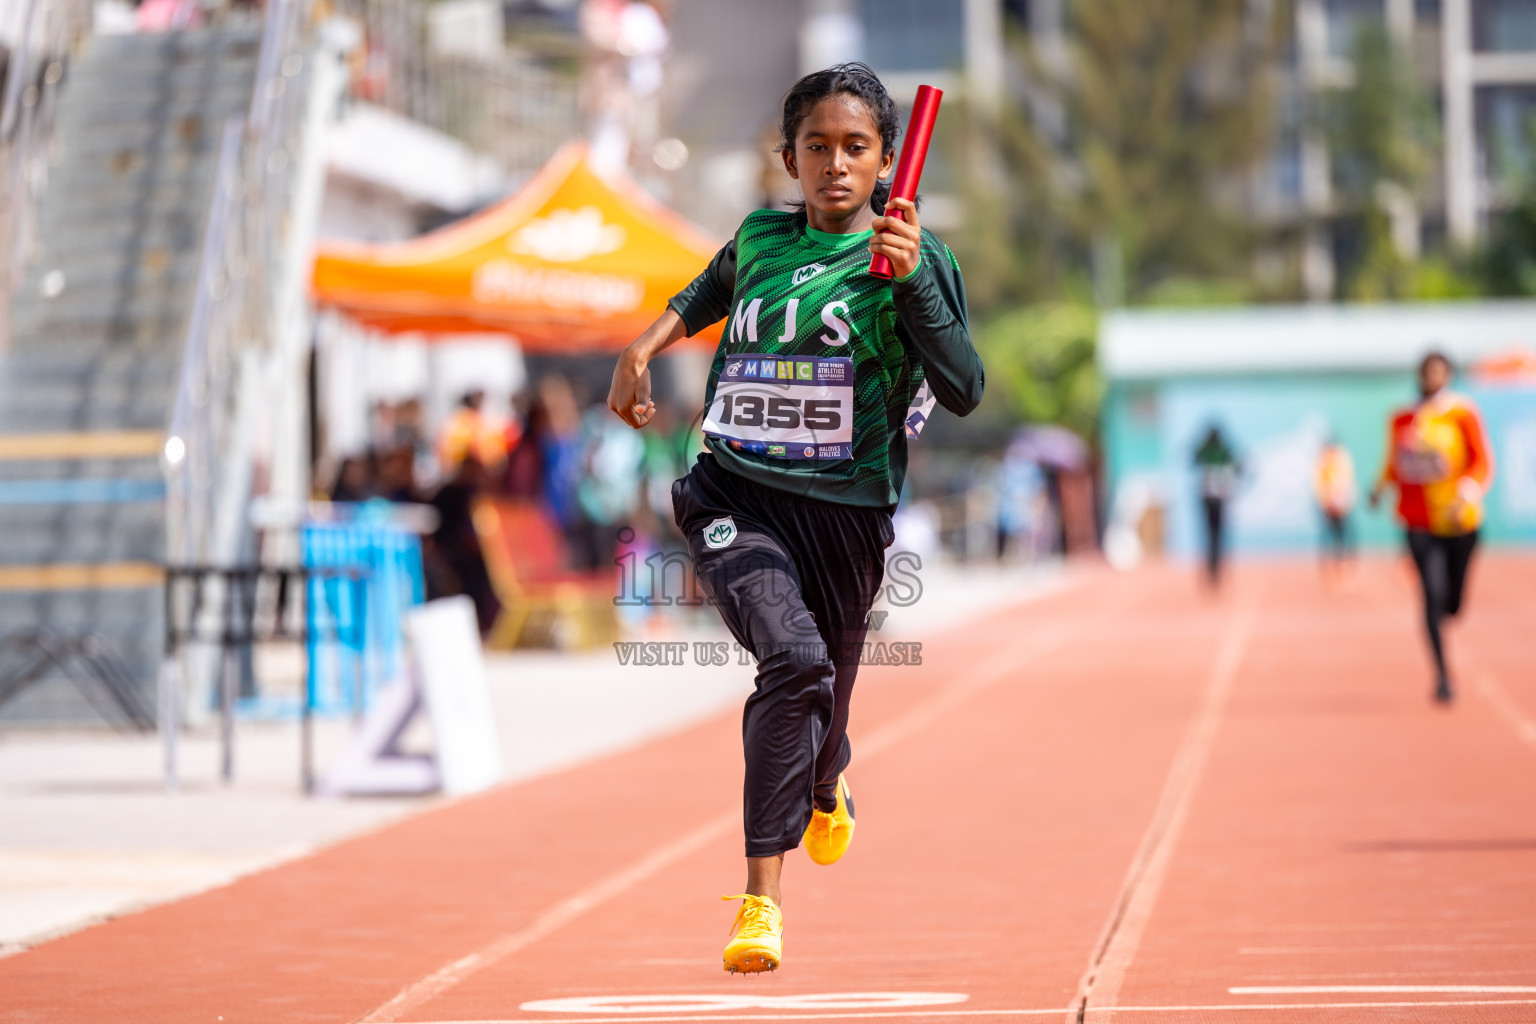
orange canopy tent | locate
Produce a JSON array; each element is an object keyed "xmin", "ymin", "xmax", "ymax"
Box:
[{"xmin": 311, "ymin": 144, "xmax": 723, "ymax": 351}]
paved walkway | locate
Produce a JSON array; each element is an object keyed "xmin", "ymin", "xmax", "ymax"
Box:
[{"xmin": 2, "ymin": 555, "xmax": 1533, "ymax": 1022}]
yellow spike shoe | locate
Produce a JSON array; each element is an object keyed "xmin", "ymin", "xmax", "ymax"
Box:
[
  {"xmin": 803, "ymin": 774, "xmax": 856, "ymax": 865},
  {"xmin": 721, "ymin": 893, "xmax": 782, "ymax": 973}
]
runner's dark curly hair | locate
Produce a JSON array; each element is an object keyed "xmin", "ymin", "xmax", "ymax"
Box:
[{"xmin": 778, "ymin": 63, "xmax": 904, "ymax": 216}]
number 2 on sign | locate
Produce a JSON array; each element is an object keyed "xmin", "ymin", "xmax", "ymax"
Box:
[{"xmin": 717, "ymin": 394, "xmax": 842, "ymax": 430}]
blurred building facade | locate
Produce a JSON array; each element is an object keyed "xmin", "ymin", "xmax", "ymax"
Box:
[
  {"xmin": 1016, "ymin": 0, "xmax": 1536, "ymax": 301},
  {"xmin": 664, "ymin": 0, "xmax": 1004, "ymax": 236},
  {"xmin": 1288, "ymin": 0, "xmax": 1536, "ymax": 298}
]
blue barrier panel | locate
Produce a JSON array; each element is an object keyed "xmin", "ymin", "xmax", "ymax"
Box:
[{"xmin": 302, "ymin": 502, "xmax": 426, "ymax": 716}]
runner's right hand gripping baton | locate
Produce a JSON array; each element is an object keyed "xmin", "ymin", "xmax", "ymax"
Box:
[{"xmin": 869, "ymin": 84, "xmax": 943, "ymax": 280}]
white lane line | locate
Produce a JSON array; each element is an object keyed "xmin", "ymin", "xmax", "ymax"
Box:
[
  {"xmin": 1238, "ymin": 944, "xmax": 1536, "ymax": 954},
  {"xmin": 356, "ymin": 590, "xmax": 1129, "ymax": 1024},
  {"xmin": 1070, "ymin": 602, "xmax": 1260, "ymax": 1024},
  {"xmin": 1475, "ymin": 673, "xmax": 1536, "ymax": 753},
  {"xmin": 520, "ymin": 992, "xmax": 969, "ymax": 1013},
  {"xmin": 401, "ymin": 998, "xmax": 1536, "ymax": 1024},
  {"xmin": 1231, "ymin": 985, "xmax": 1536, "ymax": 994},
  {"xmin": 359, "ymin": 810, "xmax": 738, "ymax": 1023}
]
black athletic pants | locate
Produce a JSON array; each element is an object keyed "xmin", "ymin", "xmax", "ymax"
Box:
[
  {"xmin": 1405, "ymin": 528, "xmax": 1479, "ymax": 686},
  {"xmin": 1322, "ymin": 512, "xmax": 1353, "ymax": 562},
  {"xmin": 1202, "ymin": 497, "xmax": 1226, "ymax": 585},
  {"xmin": 673, "ymin": 454, "xmax": 893, "ymax": 858}
]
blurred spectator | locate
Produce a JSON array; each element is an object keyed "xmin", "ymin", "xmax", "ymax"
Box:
[
  {"xmin": 637, "ymin": 403, "xmax": 693, "ymax": 547},
  {"xmin": 134, "ymin": 0, "xmax": 202, "ymax": 32},
  {"xmin": 330, "ymin": 455, "xmax": 374, "ymax": 502},
  {"xmin": 575, "ymin": 402, "xmax": 644, "ymax": 564},
  {"xmin": 504, "ymin": 388, "xmax": 549, "ymax": 500},
  {"xmin": 374, "ymin": 443, "xmax": 417, "ymax": 502},
  {"xmin": 996, "ymin": 453, "xmax": 1047, "ymax": 563},
  {"xmin": 535, "ymin": 375, "xmax": 601, "ymax": 567},
  {"xmin": 1193, "ymin": 425, "xmax": 1241, "ymax": 589},
  {"xmin": 426, "ymin": 457, "xmax": 500, "ymax": 635},
  {"xmin": 369, "ymin": 399, "xmax": 397, "ymax": 455},
  {"xmin": 438, "ymin": 389, "xmax": 511, "ymax": 477},
  {"xmin": 327, "ymin": 374, "xmax": 648, "ymax": 629},
  {"xmin": 1314, "ymin": 435, "xmax": 1358, "ymax": 589},
  {"xmin": 393, "ymin": 397, "xmax": 439, "ymax": 488}
]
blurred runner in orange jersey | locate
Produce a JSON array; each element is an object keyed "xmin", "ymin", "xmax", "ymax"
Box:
[
  {"xmin": 1314, "ymin": 436, "xmax": 1357, "ymax": 590},
  {"xmin": 1370, "ymin": 351, "xmax": 1494, "ymax": 703}
]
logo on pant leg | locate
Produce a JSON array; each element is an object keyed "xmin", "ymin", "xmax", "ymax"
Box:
[{"xmin": 704, "ymin": 516, "xmax": 738, "ymax": 550}]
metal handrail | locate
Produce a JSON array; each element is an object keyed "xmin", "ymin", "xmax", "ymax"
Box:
[
  {"xmin": 164, "ymin": 116, "xmax": 244, "ymax": 566},
  {"xmin": 0, "ymin": 0, "xmax": 44, "ymax": 142},
  {"xmin": 0, "ymin": 0, "xmax": 91, "ymax": 349},
  {"xmin": 162, "ymin": 0, "xmax": 321, "ymax": 734},
  {"xmin": 164, "ymin": 0, "xmax": 314, "ymax": 569}
]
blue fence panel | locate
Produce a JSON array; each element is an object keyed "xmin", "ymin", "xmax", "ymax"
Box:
[{"xmin": 302, "ymin": 506, "xmax": 426, "ymax": 715}]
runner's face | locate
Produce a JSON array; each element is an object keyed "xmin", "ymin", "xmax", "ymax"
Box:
[
  {"xmin": 1420, "ymin": 358, "xmax": 1450, "ymax": 397},
  {"xmin": 783, "ymin": 95, "xmax": 893, "ymax": 230}
]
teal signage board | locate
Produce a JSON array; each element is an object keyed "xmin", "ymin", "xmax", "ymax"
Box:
[{"xmin": 1103, "ymin": 374, "xmax": 1536, "ymax": 557}]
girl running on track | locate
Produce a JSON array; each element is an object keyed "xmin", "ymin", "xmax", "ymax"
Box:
[
  {"xmin": 607, "ymin": 63, "xmax": 984, "ymax": 973},
  {"xmin": 1369, "ymin": 351, "xmax": 1494, "ymax": 703}
]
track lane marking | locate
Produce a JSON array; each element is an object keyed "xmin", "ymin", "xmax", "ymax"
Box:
[
  {"xmin": 1070, "ymin": 600, "xmax": 1260, "ymax": 1024},
  {"xmin": 401, "ymin": 997, "xmax": 1536, "ymax": 1023},
  {"xmin": 357, "ymin": 582, "xmax": 1136, "ymax": 1024},
  {"xmin": 1231, "ymin": 985, "xmax": 1536, "ymax": 994},
  {"xmin": 1474, "ymin": 673, "xmax": 1536, "ymax": 753},
  {"xmin": 1239, "ymin": 944, "xmax": 1536, "ymax": 954},
  {"xmin": 1355, "ymin": 568, "xmax": 1536, "ymax": 754},
  {"xmin": 357, "ymin": 810, "xmax": 737, "ymax": 1023}
]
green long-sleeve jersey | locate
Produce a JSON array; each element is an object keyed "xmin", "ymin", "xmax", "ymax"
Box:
[{"xmin": 667, "ymin": 209, "xmax": 984, "ymax": 508}]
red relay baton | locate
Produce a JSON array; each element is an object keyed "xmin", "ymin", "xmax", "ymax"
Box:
[{"xmin": 869, "ymin": 84, "xmax": 943, "ymax": 279}]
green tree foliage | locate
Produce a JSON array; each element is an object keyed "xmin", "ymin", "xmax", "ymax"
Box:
[
  {"xmin": 964, "ymin": 0, "xmax": 1280, "ymax": 310},
  {"xmin": 973, "ymin": 303, "xmax": 1102, "ymax": 440},
  {"xmin": 1479, "ymin": 188, "xmax": 1536, "ymax": 296},
  {"xmin": 1477, "ymin": 118, "xmax": 1536, "ymax": 296},
  {"xmin": 1324, "ymin": 24, "xmax": 1443, "ymax": 300},
  {"xmin": 1348, "ymin": 211, "xmax": 1482, "ymax": 300},
  {"xmin": 950, "ymin": 1, "xmax": 1281, "ymax": 439},
  {"xmin": 1324, "ymin": 26, "xmax": 1435, "ymax": 209}
]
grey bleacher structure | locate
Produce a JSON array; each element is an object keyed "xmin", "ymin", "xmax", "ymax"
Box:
[{"xmin": 0, "ymin": 27, "xmax": 260, "ymax": 724}]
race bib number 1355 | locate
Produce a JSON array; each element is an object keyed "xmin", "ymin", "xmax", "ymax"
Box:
[{"xmin": 703, "ymin": 354, "xmax": 854, "ymax": 460}]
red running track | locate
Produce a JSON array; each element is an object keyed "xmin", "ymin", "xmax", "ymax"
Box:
[{"xmin": 4, "ymin": 556, "xmax": 1536, "ymax": 1024}]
